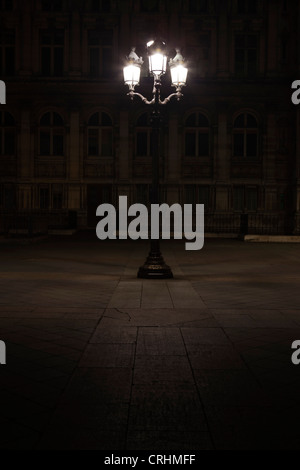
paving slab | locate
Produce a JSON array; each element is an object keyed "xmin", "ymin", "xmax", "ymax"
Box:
[
  {"xmin": 79, "ymin": 343, "xmax": 136, "ymax": 368},
  {"xmin": 89, "ymin": 325, "xmax": 138, "ymax": 344},
  {"xmin": 1, "ymin": 236, "xmax": 300, "ymax": 449},
  {"xmin": 126, "ymin": 430, "xmax": 213, "ymax": 451},
  {"xmin": 187, "ymin": 344, "xmax": 246, "ymax": 370},
  {"xmin": 102, "ymin": 307, "xmax": 215, "ymax": 327},
  {"xmin": 136, "ymin": 327, "xmax": 186, "ymax": 356},
  {"xmin": 128, "ymin": 383, "xmax": 208, "ymax": 432},
  {"xmin": 108, "ymin": 281, "xmax": 142, "ymax": 308},
  {"xmin": 167, "ymin": 281, "xmax": 207, "ymax": 308},
  {"xmin": 141, "ymin": 282, "xmax": 173, "ymax": 308},
  {"xmin": 133, "ymin": 355, "xmax": 194, "ymax": 384}
]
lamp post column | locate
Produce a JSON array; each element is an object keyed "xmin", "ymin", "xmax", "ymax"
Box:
[
  {"xmin": 137, "ymin": 81, "xmax": 173, "ymax": 279},
  {"xmin": 123, "ymin": 41, "xmax": 188, "ymax": 279}
]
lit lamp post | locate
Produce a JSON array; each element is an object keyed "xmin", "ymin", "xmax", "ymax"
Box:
[{"xmin": 123, "ymin": 39, "xmax": 188, "ymax": 279}]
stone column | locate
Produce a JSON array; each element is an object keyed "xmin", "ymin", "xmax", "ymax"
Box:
[
  {"xmin": 216, "ymin": 2, "xmax": 229, "ymax": 77},
  {"xmin": 18, "ymin": 110, "xmax": 32, "ymax": 209},
  {"xmin": 70, "ymin": 11, "xmax": 81, "ymax": 76},
  {"xmin": 68, "ymin": 111, "xmax": 81, "ymax": 209},
  {"xmin": 19, "ymin": 2, "xmax": 32, "ymax": 76},
  {"xmin": 215, "ymin": 107, "xmax": 230, "ymax": 211},
  {"xmin": 19, "ymin": 110, "xmax": 32, "ymax": 180},
  {"xmin": 118, "ymin": 110, "xmax": 130, "ymax": 182},
  {"xmin": 295, "ymin": 109, "xmax": 300, "ymax": 233},
  {"xmin": 266, "ymin": 0, "xmax": 278, "ymax": 75},
  {"xmin": 264, "ymin": 113, "xmax": 277, "ymax": 211}
]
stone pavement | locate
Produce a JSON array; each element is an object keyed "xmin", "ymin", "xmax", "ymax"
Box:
[{"xmin": 1, "ymin": 232, "xmax": 300, "ymax": 450}]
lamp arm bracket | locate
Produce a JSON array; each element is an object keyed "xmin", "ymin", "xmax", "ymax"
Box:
[
  {"xmin": 127, "ymin": 91, "xmax": 154, "ymax": 105},
  {"xmin": 159, "ymin": 90, "xmax": 183, "ymax": 105}
]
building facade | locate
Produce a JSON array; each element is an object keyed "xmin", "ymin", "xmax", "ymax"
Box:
[{"xmin": 0, "ymin": 0, "xmax": 300, "ymax": 234}]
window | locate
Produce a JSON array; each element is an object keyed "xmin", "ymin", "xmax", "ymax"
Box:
[
  {"xmin": 233, "ymin": 186, "xmax": 258, "ymax": 211},
  {"xmin": 88, "ymin": 0, "xmax": 111, "ymax": 12},
  {"xmin": 233, "ymin": 186, "xmax": 244, "ymax": 211},
  {"xmin": 88, "ymin": 30, "xmax": 113, "ymax": 78},
  {"xmin": 0, "ymin": 112, "xmax": 15, "ymax": 156},
  {"xmin": 235, "ymin": 34, "xmax": 258, "ymax": 77},
  {"xmin": 185, "ymin": 185, "xmax": 210, "ymax": 208},
  {"xmin": 0, "ymin": 30, "xmax": 15, "ymax": 76},
  {"xmin": 39, "ymin": 184, "xmax": 65, "ymax": 210},
  {"xmin": 41, "ymin": 0, "xmax": 62, "ymax": 10},
  {"xmin": 87, "ymin": 112, "xmax": 113, "ymax": 157},
  {"xmin": 246, "ymin": 187, "xmax": 258, "ymax": 211},
  {"xmin": 0, "ymin": 0, "xmax": 13, "ymax": 10},
  {"xmin": 52, "ymin": 184, "xmax": 63, "ymax": 209},
  {"xmin": 2, "ymin": 185, "xmax": 16, "ymax": 209},
  {"xmin": 282, "ymin": 0, "xmax": 287, "ymax": 13},
  {"xmin": 279, "ymin": 192, "xmax": 285, "ymax": 211},
  {"xmin": 233, "ymin": 113, "xmax": 258, "ymax": 159},
  {"xmin": 140, "ymin": 0, "xmax": 159, "ymax": 12},
  {"xmin": 40, "ymin": 29, "xmax": 64, "ymax": 76},
  {"xmin": 40, "ymin": 187, "xmax": 50, "ymax": 209},
  {"xmin": 184, "ymin": 112, "xmax": 209, "ymax": 157},
  {"xmin": 39, "ymin": 112, "xmax": 64, "ymax": 156},
  {"xmin": 237, "ymin": 0, "xmax": 257, "ymax": 14},
  {"xmin": 136, "ymin": 184, "xmax": 150, "ymax": 206},
  {"xmin": 189, "ymin": 0, "xmax": 208, "ymax": 13},
  {"xmin": 100, "ymin": 185, "xmax": 112, "ymax": 203},
  {"xmin": 135, "ymin": 113, "xmax": 153, "ymax": 157}
]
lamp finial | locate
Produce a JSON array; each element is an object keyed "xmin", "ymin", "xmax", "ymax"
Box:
[{"xmin": 127, "ymin": 47, "xmax": 143, "ymax": 65}]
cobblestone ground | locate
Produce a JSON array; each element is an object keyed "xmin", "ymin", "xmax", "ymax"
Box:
[{"xmin": 1, "ymin": 233, "xmax": 300, "ymax": 450}]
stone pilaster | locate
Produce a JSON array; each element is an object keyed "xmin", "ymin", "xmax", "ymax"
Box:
[
  {"xmin": 19, "ymin": 110, "xmax": 32, "ymax": 180},
  {"xmin": 215, "ymin": 108, "xmax": 230, "ymax": 211},
  {"xmin": 118, "ymin": 110, "xmax": 130, "ymax": 182}
]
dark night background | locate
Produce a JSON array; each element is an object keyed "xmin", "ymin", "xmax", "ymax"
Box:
[{"xmin": 0, "ymin": 0, "xmax": 300, "ymax": 452}]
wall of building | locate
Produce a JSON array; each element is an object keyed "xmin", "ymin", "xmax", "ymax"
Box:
[{"xmin": 0, "ymin": 0, "xmax": 299, "ymax": 234}]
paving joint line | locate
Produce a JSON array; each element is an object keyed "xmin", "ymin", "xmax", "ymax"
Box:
[
  {"xmin": 124, "ymin": 325, "xmax": 138, "ymax": 450},
  {"xmin": 178, "ymin": 327, "xmax": 216, "ymax": 450}
]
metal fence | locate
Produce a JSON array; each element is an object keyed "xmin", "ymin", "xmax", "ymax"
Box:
[
  {"xmin": 0, "ymin": 210, "xmax": 298, "ymax": 237},
  {"xmin": 204, "ymin": 212, "xmax": 296, "ymax": 235},
  {"xmin": 0, "ymin": 210, "xmax": 71, "ymax": 236}
]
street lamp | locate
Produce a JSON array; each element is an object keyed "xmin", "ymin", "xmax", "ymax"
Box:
[{"xmin": 123, "ymin": 39, "xmax": 188, "ymax": 279}]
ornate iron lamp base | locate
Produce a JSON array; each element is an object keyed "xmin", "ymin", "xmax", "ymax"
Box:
[{"xmin": 137, "ymin": 251, "xmax": 173, "ymax": 279}]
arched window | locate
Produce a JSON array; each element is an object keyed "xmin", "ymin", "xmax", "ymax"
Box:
[
  {"xmin": 39, "ymin": 111, "xmax": 64, "ymax": 156},
  {"xmin": 87, "ymin": 112, "xmax": 113, "ymax": 157},
  {"xmin": 0, "ymin": 111, "xmax": 15, "ymax": 156},
  {"xmin": 233, "ymin": 113, "xmax": 258, "ymax": 159},
  {"xmin": 184, "ymin": 112, "xmax": 209, "ymax": 157},
  {"xmin": 135, "ymin": 112, "xmax": 152, "ymax": 157}
]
